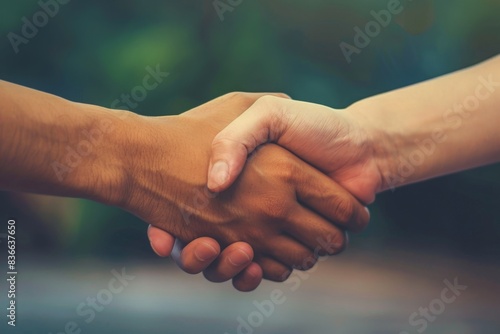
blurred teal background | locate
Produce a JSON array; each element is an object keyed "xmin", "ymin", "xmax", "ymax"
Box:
[{"xmin": 0, "ymin": 0, "xmax": 499, "ymax": 333}]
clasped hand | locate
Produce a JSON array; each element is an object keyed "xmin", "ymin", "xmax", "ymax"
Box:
[{"xmin": 140, "ymin": 93, "xmax": 370, "ymax": 291}]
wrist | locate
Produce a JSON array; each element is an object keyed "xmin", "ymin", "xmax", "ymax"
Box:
[
  {"xmin": 111, "ymin": 113, "xmax": 221, "ymax": 239},
  {"xmin": 110, "ymin": 114, "xmax": 205, "ymax": 228},
  {"xmin": 347, "ymin": 98, "xmax": 402, "ymax": 193},
  {"xmin": 70, "ymin": 103, "xmax": 143, "ymax": 207}
]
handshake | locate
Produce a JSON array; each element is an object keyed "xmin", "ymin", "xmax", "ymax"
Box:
[
  {"xmin": 130, "ymin": 92, "xmax": 375, "ymax": 292},
  {"xmin": 2, "ymin": 56, "xmax": 498, "ymax": 292}
]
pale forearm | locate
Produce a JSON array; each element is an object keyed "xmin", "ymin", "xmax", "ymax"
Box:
[
  {"xmin": 353, "ymin": 55, "xmax": 500, "ymax": 190},
  {"xmin": 0, "ymin": 80, "xmax": 132, "ymax": 204}
]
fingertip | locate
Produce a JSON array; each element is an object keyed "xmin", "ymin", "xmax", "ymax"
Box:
[
  {"xmin": 350, "ymin": 206, "xmax": 371, "ymax": 234},
  {"xmin": 194, "ymin": 240, "xmax": 221, "ymax": 262},
  {"xmin": 150, "ymin": 242, "xmax": 166, "ymax": 257},
  {"xmin": 230, "ymin": 242, "xmax": 254, "ymax": 263},
  {"xmin": 207, "ymin": 179, "xmax": 225, "ymax": 193},
  {"xmin": 147, "ymin": 225, "xmax": 175, "ymax": 257},
  {"xmin": 179, "ymin": 238, "xmax": 222, "ymax": 275},
  {"xmin": 207, "ymin": 160, "xmax": 231, "ymax": 192},
  {"xmin": 232, "ymin": 263, "xmax": 263, "ymax": 292},
  {"xmin": 202, "ymin": 242, "xmax": 255, "ymax": 283}
]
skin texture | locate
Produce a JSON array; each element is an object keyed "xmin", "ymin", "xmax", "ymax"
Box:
[
  {"xmin": 0, "ymin": 84, "xmax": 369, "ymax": 291},
  {"xmin": 149, "ymin": 55, "xmax": 500, "ymax": 290}
]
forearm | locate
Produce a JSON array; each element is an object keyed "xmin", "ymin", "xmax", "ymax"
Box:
[
  {"xmin": 353, "ymin": 55, "xmax": 500, "ymax": 191},
  {"xmin": 0, "ymin": 80, "xmax": 133, "ymax": 204}
]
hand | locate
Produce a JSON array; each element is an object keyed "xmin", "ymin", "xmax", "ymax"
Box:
[
  {"xmin": 148, "ymin": 226, "xmax": 262, "ymax": 292},
  {"xmin": 206, "ymin": 96, "xmax": 386, "ymax": 204},
  {"xmin": 145, "ymin": 94, "xmax": 277, "ymax": 292},
  {"xmin": 117, "ymin": 93, "xmax": 369, "ymax": 285}
]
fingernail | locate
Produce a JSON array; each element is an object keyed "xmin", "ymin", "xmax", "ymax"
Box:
[
  {"xmin": 194, "ymin": 242, "xmax": 218, "ymax": 262},
  {"xmin": 209, "ymin": 161, "xmax": 229, "ymax": 188},
  {"xmin": 228, "ymin": 249, "xmax": 251, "ymax": 266},
  {"xmin": 281, "ymin": 270, "xmax": 292, "ymax": 281}
]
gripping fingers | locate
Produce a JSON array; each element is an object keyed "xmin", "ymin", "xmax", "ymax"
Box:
[
  {"xmin": 171, "ymin": 238, "xmax": 221, "ymax": 275},
  {"xmin": 203, "ymin": 242, "xmax": 254, "ymax": 283},
  {"xmin": 232, "ymin": 263, "xmax": 263, "ymax": 292},
  {"xmin": 285, "ymin": 206, "xmax": 347, "ymax": 257},
  {"xmin": 294, "ymin": 165, "xmax": 370, "ymax": 233},
  {"xmin": 255, "ymin": 257, "xmax": 293, "ymax": 282},
  {"xmin": 263, "ymin": 236, "xmax": 318, "ymax": 271},
  {"xmin": 147, "ymin": 225, "xmax": 175, "ymax": 257}
]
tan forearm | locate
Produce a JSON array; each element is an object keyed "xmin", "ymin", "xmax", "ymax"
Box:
[
  {"xmin": 0, "ymin": 80, "xmax": 132, "ymax": 204},
  {"xmin": 352, "ymin": 55, "xmax": 500, "ymax": 190}
]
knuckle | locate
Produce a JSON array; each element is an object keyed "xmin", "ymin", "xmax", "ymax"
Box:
[
  {"xmin": 262, "ymin": 196, "xmax": 292, "ymax": 220},
  {"xmin": 212, "ymin": 132, "xmax": 248, "ymax": 158},
  {"xmin": 255, "ymin": 95, "xmax": 280, "ymax": 107},
  {"xmin": 255, "ymin": 96, "xmax": 286, "ymax": 121},
  {"xmin": 254, "ymin": 96, "xmax": 291, "ymax": 140},
  {"xmin": 276, "ymin": 168, "xmax": 294, "ymax": 184},
  {"xmin": 211, "ymin": 134, "xmax": 233, "ymax": 150},
  {"xmin": 271, "ymin": 158, "xmax": 296, "ymax": 182},
  {"xmin": 224, "ymin": 92, "xmax": 257, "ymax": 108},
  {"xmin": 223, "ymin": 91, "xmax": 245, "ymax": 100},
  {"xmin": 332, "ymin": 195, "xmax": 356, "ymax": 226}
]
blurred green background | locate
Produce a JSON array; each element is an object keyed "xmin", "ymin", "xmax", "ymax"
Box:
[{"xmin": 0, "ymin": 0, "xmax": 499, "ymax": 333}]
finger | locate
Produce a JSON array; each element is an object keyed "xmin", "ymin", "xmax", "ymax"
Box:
[
  {"xmin": 285, "ymin": 205, "xmax": 347, "ymax": 256},
  {"xmin": 263, "ymin": 236, "xmax": 317, "ymax": 270},
  {"xmin": 232, "ymin": 262, "xmax": 263, "ymax": 292},
  {"xmin": 147, "ymin": 225, "xmax": 175, "ymax": 257},
  {"xmin": 255, "ymin": 257, "xmax": 293, "ymax": 282},
  {"xmin": 294, "ymin": 165, "xmax": 371, "ymax": 233},
  {"xmin": 203, "ymin": 242, "xmax": 254, "ymax": 283},
  {"xmin": 212, "ymin": 92, "xmax": 291, "ymax": 106},
  {"xmin": 171, "ymin": 237, "xmax": 221, "ymax": 275},
  {"xmin": 207, "ymin": 95, "xmax": 292, "ymax": 192}
]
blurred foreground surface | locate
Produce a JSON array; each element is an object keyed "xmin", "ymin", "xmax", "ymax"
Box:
[{"xmin": 1, "ymin": 249, "xmax": 498, "ymax": 334}]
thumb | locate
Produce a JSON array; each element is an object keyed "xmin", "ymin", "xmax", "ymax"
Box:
[{"xmin": 207, "ymin": 95, "xmax": 290, "ymax": 192}]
